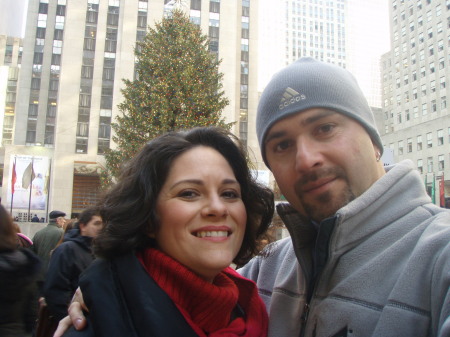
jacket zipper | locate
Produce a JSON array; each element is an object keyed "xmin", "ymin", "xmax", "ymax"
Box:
[{"xmin": 299, "ymin": 215, "xmax": 340, "ymax": 337}]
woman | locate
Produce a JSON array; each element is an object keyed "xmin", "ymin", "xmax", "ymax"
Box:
[
  {"xmin": 0, "ymin": 204, "xmax": 41, "ymax": 337},
  {"xmin": 62, "ymin": 127, "xmax": 274, "ymax": 337}
]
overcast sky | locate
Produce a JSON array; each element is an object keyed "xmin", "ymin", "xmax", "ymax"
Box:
[{"xmin": 0, "ymin": 0, "xmax": 29, "ymax": 37}]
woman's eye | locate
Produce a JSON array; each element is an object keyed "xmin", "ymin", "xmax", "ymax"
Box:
[
  {"xmin": 222, "ymin": 190, "xmax": 240, "ymax": 199},
  {"xmin": 178, "ymin": 190, "xmax": 198, "ymax": 198}
]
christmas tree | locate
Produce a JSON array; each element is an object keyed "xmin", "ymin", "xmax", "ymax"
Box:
[{"xmin": 102, "ymin": 8, "xmax": 231, "ymax": 186}]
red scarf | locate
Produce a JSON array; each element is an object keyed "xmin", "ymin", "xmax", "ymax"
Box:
[{"xmin": 137, "ymin": 248, "xmax": 268, "ymax": 337}]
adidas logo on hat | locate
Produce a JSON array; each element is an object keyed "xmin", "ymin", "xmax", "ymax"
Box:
[{"xmin": 279, "ymin": 87, "xmax": 306, "ymax": 110}]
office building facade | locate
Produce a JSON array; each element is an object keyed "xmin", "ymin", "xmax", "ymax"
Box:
[
  {"xmin": 1, "ymin": 0, "xmax": 259, "ymax": 219},
  {"xmin": 380, "ymin": 0, "xmax": 449, "ymax": 207}
]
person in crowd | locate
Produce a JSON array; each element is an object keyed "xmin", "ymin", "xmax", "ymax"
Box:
[
  {"xmin": 44, "ymin": 208, "xmax": 103, "ymax": 322},
  {"xmin": 32, "ymin": 214, "xmax": 40, "ymax": 222},
  {"xmin": 0, "ymin": 204, "xmax": 41, "ymax": 337},
  {"xmin": 58, "ymin": 126, "xmax": 274, "ymax": 337},
  {"xmin": 12, "ymin": 222, "xmax": 34, "ymax": 249},
  {"xmin": 32, "ymin": 210, "xmax": 65, "ymax": 292},
  {"xmin": 53, "ymin": 219, "xmax": 76, "ymax": 251}
]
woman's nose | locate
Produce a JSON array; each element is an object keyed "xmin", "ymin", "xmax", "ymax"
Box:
[{"xmin": 201, "ymin": 195, "xmax": 228, "ymax": 217}]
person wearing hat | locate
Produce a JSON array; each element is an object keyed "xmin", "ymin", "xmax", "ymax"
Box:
[
  {"xmin": 32, "ymin": 210, "xmax": 66, "ymax": 293},
  {"xmin": 238, "ymin": 57, "xmax": 450, "ymax": 336}
]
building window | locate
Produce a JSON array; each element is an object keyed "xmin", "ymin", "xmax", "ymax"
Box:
[
  {"xmin": 438, "ymin": 129, "xmax": 444, "ymax": 145},
  {"xmin": 33, "ymin": 52, "xmax": 44, "ymax": 64},
  {"xmin": 210, "ymin": 1, "xmax": 220, "ymax": 13},
  {"xmin": 417, "ymin": 159, "xmax": 423, "ymax": 174},
  {"xmin": 427, "ymin": 157, "xmax": 433, "ymax": 173},
  {"xmin": 86, "ymin": 4, "xmax": 99, "ymax": 23},
  {"xmin": 81, "ymin": 65, "xmax": 94, "ymax": 78},
  {"xmin": 39, "ymin": 2, "xmax": 48, "ymax": 14},
  {"xmin": 107, "ymin": 6, "xmax": 119, "ymax": 26},
  {"xmin": 398, "ymin": 140, "xmax": 404, "ymax": 155},
  {"xmin": 98, "ymin": 139, "xmax": 110, "ymax": 154},
  {"xmin": 431, "ymin": 80, "xmax": 436, "ymax": 92},
  {"xmin": 438, "ymin": 155, "xmax": 444, "ymax": 171},
  {"xmin": 137, "ymin": 11, "xmax": 147, "ymax": 28},
  {"xmin": 432, "ymin": 100, "xmax": 437, "ymax": 112},
  {"xmin": 75, "ymin": 137, "xmax": 88, "ymax": 153},
  {"xmin": 79, "ymin": 93, "xmax": 91, "ymax": 107},
  {"xmin": 191, "ymin": 0, "xmax": 201, "ymax": 10},
  {"xmin": 31, "ymin": 78, "xmax": 41, "ymax": 90},
  {"xmin": 427, "ymin": 132, "xmax": 433, "ymax": 148},
  {"xmin": 440, "ymin": 77, "xmax": 446, "ymax": 89},
  {"xmin": 422, "ymin": 103, "xmax": 428, "ymax": 115},
  {"xmin": 407, "ymin": 138, "xmax": 412, "ymax": 152},
  {"xmin": 417, "ymin": 135, "xmax": 422, "ymax": 150},
  {"xmin": 421, "ymin": 84, "xmax": 427, "ymax": 96},
  {"xmin": 442, "ymin": 96, "xmax": 447, "ymax": 109},
  {"xmin": 28, "ymin": 104, "xmax": 39, "ymax": 117}
]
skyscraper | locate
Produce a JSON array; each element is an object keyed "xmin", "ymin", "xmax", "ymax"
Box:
[
  {"xmin": 2, "ymin": 0, "xmax": 258, "ymax": 218},
  {"xmin": 258, "ymin": 0, "xmax": 389, "ymax": 108},
  {"xmin": 380, "ymin": 0, "xmax": 449, "ymax": 207}
]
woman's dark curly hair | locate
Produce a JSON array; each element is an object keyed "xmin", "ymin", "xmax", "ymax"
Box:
[{"xmin": 95, "ymin": 126, "xmax": 274, "ymax": 266}]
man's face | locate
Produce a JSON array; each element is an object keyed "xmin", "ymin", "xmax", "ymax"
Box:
[
  {"xmin": 56, "ymin": 216, "xmax": 66, "ymax": 228},
  {"xmin": 80, "ymin": 215, "xmax": 104, "ymax": 238},
  {"xmin": 264, "ymin": 108, "xmax": 385, "ymax": 223}
]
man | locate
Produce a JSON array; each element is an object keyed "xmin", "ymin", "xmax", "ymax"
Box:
[
  {"xmin": 238, "ymin": 58, "xmax": 450, "ymax": 336},
  {"xmin": 43, "ymin": 207, "xmax": 103, "ymax": 321},
  {"xmin": 55, "ymin": 58, "xmax": 450, "ymax": 337},
  {"xmin": 32, "ymin": 210, "xmax": 66, "ymax": 290}
]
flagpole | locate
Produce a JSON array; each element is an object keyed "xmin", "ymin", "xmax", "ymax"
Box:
[
  {"xmin": 45, "ymin": 160, "xmax": 52, "ymax": 221},
  {"xmin": 10, "ymin": 156, "xmax": 16, "ymax": 214},
  {"xmin": 27, "ymin": 157, "xmax": 34, "ymax": 221}
]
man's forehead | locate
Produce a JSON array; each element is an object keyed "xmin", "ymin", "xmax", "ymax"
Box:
[{"xmin": 265, "ymin": 108, "xmax": 340, "ymax": 138}]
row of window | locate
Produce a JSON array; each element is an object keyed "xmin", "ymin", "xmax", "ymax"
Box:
[
  {"xmin": 239, "ymin": 1, "xmax": 250, "ymax": 146},
  {"xmin": 391, "ymin": 128, "xmax": 450, "ymax": 157},
  {"xmin": 417, "ymin": 154, "xmax": 448, "ymax": 174},
  {"xmin": 392, "ymin": 0, "xmax": 449, "ymax": 18},
  {"xmin": 27, "ymin": 0, "xmax": 67, "ymax": 146}
]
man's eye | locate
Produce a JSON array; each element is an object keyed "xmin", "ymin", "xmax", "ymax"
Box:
[
  {"xmin": 317, "ymin": 124, "xmax": 335, "ymax": 134},
  {"xmin": 275, "ymin": 140, "xmax": 291, "ymax": 152}
]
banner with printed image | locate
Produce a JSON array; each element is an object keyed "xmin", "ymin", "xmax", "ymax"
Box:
[{"xmin": 7, "ymin": 155, "xmax": 51, "ymax": 210}]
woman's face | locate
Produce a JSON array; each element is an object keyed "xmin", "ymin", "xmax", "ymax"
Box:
[{"xmin": 154, "ymin": 146, "xmax": 247, "ymax": 282}]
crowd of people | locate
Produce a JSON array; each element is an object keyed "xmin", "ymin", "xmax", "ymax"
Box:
[
  {"xmin": 0, "ymin": 205, "xmax": 104, "ymax": 337},
  {"xmin": 0, "ymin": 57, "xmax": 449, "ymax": 337}
]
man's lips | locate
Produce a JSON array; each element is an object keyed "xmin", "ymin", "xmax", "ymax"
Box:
[{"xmin": 299, "ymin": 177, "xmax": 336, "ymax": 194}]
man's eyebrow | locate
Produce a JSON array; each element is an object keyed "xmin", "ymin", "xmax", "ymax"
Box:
[
  {"xmin": 265, "ymin": 109, "xmax": 337, "ymax": 144},
  {"xmin": 301, "ymin": 109, "xmax": 336, "ymax": 126}
]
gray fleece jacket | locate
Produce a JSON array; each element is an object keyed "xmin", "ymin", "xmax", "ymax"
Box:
[{"xmin": 239, "ymin": 160, "xmax": 450, "ymax": 337}]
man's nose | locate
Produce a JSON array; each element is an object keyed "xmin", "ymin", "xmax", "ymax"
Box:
[{"xmin": 295, "ymin": 139, "xmax": 323, "ymax": 172}]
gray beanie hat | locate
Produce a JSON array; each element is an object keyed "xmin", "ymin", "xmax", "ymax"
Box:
[{"xmin": 257, "ymin": 57, "xmax": 383, "ymax": 167}]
